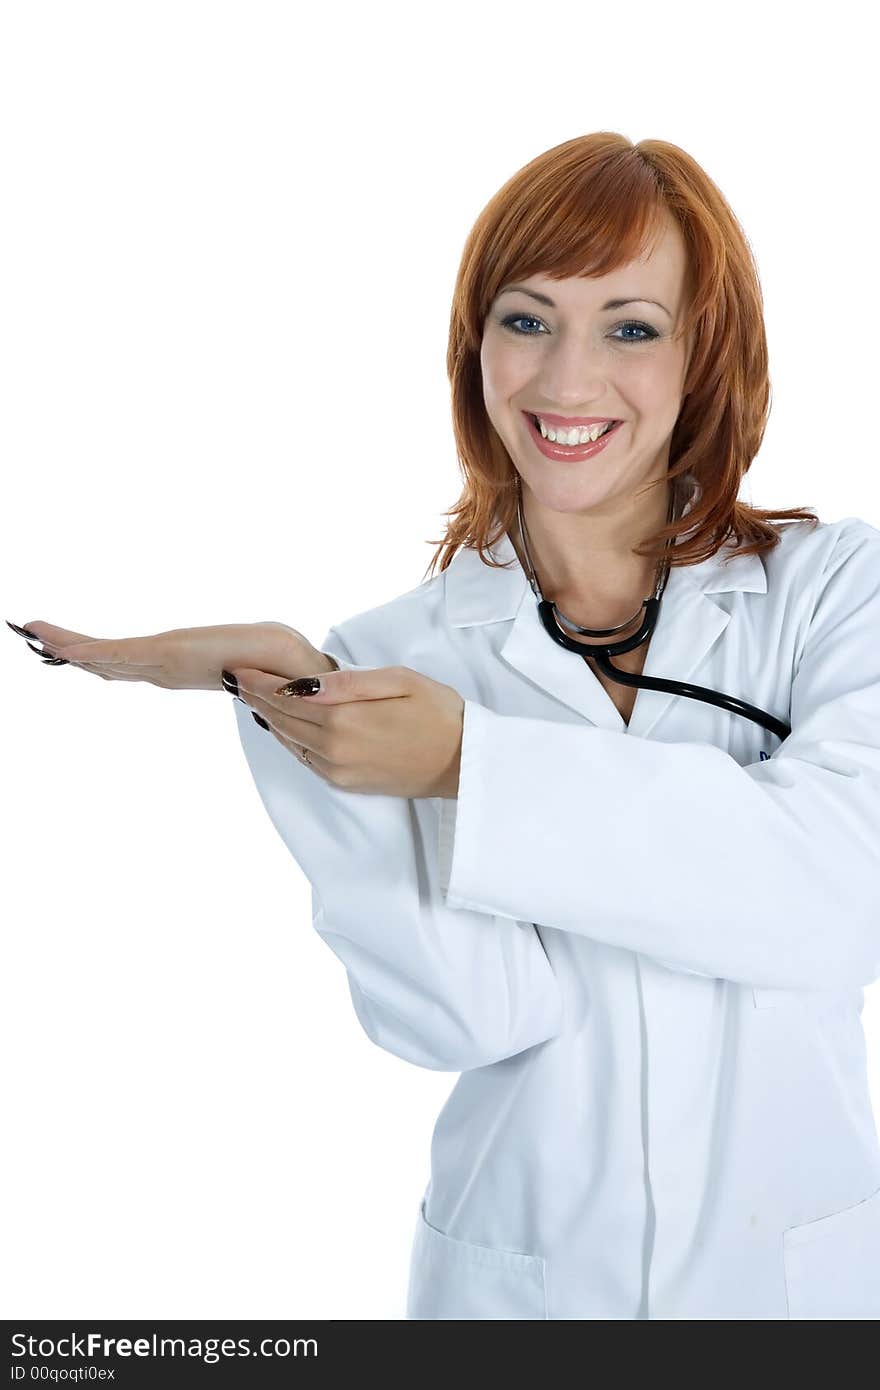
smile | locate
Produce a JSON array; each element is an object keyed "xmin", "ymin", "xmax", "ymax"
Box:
[{"xmin": 522, "ymin": 411, "xmax": 624, "ymax": 463}]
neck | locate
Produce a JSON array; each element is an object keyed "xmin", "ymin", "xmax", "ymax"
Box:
[{"xmin": 512, "ymin": 483, "xmax": 675, "ymax": 629}]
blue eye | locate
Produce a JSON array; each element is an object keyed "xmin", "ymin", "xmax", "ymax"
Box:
[{"xmin": 500, "ymin": 313, "xmax": 658, "ymax": 343}]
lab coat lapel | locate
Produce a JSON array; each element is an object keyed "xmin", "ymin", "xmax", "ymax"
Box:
[{"xmin": 444, "ymin": 524, "xmax": 767, "ymax": 738}]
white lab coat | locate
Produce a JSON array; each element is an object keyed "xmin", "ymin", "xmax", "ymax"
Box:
[{"xmin": 232, "ymin": 494, "xmax": 880, "ymax": 1319}]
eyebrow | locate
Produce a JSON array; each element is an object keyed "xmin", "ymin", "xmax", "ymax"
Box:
[{"xmin": 496, "ymin": 284, "xmax": 672, "ymax": 318}]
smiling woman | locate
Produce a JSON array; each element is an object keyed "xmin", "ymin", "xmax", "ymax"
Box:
[
  {"xmin": 16, "ymin": 128, "xmax": 878, "ymax": 1325},
  {"xmin": 423, "ymin": 130, "xmax": 820, "ymax": 599},
  {"xmin": 214, "ymin": 131, "xmax": 880, "ymax": 1324}
]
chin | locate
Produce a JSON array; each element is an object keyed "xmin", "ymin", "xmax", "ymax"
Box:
[{"xmin": 523, "ymin": 475, "xmax": 624, "ymax": 512}]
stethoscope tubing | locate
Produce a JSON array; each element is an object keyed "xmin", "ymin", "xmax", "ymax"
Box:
[{"xmin": 537, "ymin": 597, "xmax": 792, "ymax": 743}]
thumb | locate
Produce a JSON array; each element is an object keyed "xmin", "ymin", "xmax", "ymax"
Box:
[{"xmin": 273, "ymin": 665, "xmax": 410, "ymax": 703}]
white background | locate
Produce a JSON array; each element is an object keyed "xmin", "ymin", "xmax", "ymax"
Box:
[{"xmin": 2, "ymin": 0, "xmax": 878, "ymax": 1321}]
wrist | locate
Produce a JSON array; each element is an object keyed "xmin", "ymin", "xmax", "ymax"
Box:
[{"xmin": 261, "ymin": 623, "xmax": 338, "ymax": 678}]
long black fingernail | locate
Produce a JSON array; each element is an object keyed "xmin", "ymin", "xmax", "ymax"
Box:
[
  {"xmin": 276, "ymin": 676, "xmax": 321, "ymax": 697},
  {"xmin": 7, "ymin": 620, "xmax": 40, "ymax": 639},
  {"xmin": 25, "ymin": 640, "xmax": 68, "ymax": 665},
  {"xmin": 221, "ymin": 669, "xmax": 239, "ymax": 696},
  {"xmin": 252, "ymin": 711, "xmax": 270, "ymax": 730}
]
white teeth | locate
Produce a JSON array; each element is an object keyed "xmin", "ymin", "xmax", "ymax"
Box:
[{"xmin": 535, "ymin": 417, "xmax": 616, "ymax": 445}]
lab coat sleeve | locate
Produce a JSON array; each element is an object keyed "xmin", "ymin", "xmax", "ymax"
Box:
[
  {"xmin": 232, "ymin": 624, "xmax": 563, "ymax": 1073},
  {"xmin": 437, "ymin": 519, "xmax": 880, "ymax": 993}
]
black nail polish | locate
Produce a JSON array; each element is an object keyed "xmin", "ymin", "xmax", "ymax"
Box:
[
  {"xmin": 25, "ymin": 640, "xmax": 68, "ymax": 665},
  {"xmin": 277, "ymin": 676, "xmax": 321, "ymax": 697},
  {"xmin": 221, "ymin": 669, "xmax": 239, "ymax": 696},
  {"xmin": 252, "ymin": 711, "xmax": 270, "ymax": 730},
  {"xmin": 7, "ymin": 620, "xmax": 39, "ymax": 639}
]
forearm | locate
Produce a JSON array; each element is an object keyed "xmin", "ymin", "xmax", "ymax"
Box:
[
  {"xmin": 231, "ymin": 627, "xmax": 561, "ymax": 1071},
  {"xmin": 438, "ymin": 700, "xmax": 880, "ymax": 992}
]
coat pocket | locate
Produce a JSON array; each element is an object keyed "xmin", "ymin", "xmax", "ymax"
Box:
[
  {"xmin": 783, "ymin": 1182, "xmax": 880, "ymax": 1319},
  {"xmin": 405, "ymin": 1199, "xmax": 548, "ymax": 1320}
]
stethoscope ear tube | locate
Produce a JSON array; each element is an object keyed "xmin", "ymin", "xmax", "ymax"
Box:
[{"xmin": 537, "ymin": 598, "xmax": 791, "ymax": 743}]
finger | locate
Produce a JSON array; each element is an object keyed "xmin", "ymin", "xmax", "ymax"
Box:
[
  {"xmin": 231, "ymin": 667, "xmax": 335, "ymax": 727},
  {"xmin": 237, "ymin": 664, "xmax": 414, "ymax": 720},
  {"xmin": 270, "ymin": 727, "xmax": 338, "ymax": 782},
  {"xmin": 48, "ymin": 637, "xmax": 160, "ymax": 667},
  {"xmin": 233, "ymin": 690, "xmax": 336, "ymax": 778},
  {"xmin": 16, "ymin": 622, "xmax": 157, "ymax": 667},
  {"xmin": 237, "ymin": 685, "xmax": 335, "ymax": 762},
  {"xmin": 273, "ymin": 665, "xmax": 413, "ymax": 704},
  {"xmin": 15, "ymin": 621, "xmax": 99, "ymax": 657},
  {"xmin": 20, "ymin": 621, "xmax": 98, "ymax": 646}
]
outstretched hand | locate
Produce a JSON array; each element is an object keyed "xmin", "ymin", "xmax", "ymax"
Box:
[
  {"xmin": 7, "ymin": 619, "xmax": 332, "ymax": 692},
  {"xmin": 231, "ymin": 663, "xmax": 464, "ymax": 799}
]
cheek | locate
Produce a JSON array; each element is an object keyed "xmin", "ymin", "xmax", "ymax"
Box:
[
  {"xmin": 627, "ymin": 362, "xmax": 682, "ymax": 412},
  {"xmin": 481, "ymin": 335, "xmax": 531, "ymax": 393}
]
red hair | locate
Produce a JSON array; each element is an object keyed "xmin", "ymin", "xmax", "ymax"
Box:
[{"xmin": 422, "ymin": 132, "xmax": 819, "ymax": 581}]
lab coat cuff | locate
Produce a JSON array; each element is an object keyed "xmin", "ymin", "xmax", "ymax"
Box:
[{"xmin": 321, "ymin": 649, "xmax": 360, "ymax": 673}]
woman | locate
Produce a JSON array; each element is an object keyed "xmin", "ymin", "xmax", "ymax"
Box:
[{"xmin": 12, "ymin": 132, "xmax": 880, "ymax": 1320}]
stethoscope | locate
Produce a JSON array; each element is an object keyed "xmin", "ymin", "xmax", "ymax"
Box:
[{"xmin": 514, "ymin": 484, "xmax": 791, "ymax": 743}]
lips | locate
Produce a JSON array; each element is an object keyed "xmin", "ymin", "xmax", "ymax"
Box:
[
  {"xmin": 528, "ymin": 413, "xmax": 619, "ymax": 438},
  {"xmin": 525, "ymin": 411, "xmax": 621, "ymax": 430},
  {"xmin": 523, "ymin": 410, "xmax": 624, "ymax": 462}
]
